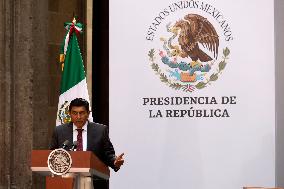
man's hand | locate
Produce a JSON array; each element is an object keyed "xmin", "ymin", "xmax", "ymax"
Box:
[{"xmin": 114, "ymin": 153, "xmax": 125, "ymax": 169}]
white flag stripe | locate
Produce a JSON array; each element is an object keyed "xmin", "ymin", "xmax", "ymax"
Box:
[{"xmin": 56, "ymin": 78, "xmax": 93, "ymax": 126}]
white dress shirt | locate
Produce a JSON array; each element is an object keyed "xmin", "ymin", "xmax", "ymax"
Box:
[{"xmin": 73, "ymin": 122, "xmax": 88, "ymax": 151}]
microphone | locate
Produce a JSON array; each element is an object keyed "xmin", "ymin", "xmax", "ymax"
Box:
[
  {"xmin": 62, "ymin": 140, "xmax": 70, "ymax": 150},
  {"xmin": 70, "ymin": 141, "xmax": 78, "ymax": 151}
]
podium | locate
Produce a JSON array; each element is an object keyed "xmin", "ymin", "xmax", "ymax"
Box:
[{"xmin": 31, "ymin": 150, "xmax": 110, "ymax": 189}]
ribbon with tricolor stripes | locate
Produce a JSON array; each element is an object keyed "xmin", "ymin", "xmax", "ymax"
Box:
[{"xmin": 60, "ymin": 17, "xmax": 83, "ymax": 70}]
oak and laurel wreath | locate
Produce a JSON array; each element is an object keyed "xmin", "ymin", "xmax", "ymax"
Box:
[{"xmin": 148, "ymin": 47, "xmax": 230, "ymax": 92}]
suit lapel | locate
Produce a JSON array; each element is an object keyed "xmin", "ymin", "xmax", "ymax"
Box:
[
  {"xmin": 67, "ymin": 122, "xmax": 73, "ymax": 145},
  {"xmin": 87, "ymin": 122, "xmax": 92, "ymax": 150}
]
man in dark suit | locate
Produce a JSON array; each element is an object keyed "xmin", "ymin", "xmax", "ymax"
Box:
[{"xmin": 50, "ymin": 98, "xmax": 124, "ymax": 188}]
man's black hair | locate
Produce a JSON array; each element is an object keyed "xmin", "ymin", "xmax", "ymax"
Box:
[{"xmin": 69, "ymin": 98, "xmax": 90, "ymax": 112}]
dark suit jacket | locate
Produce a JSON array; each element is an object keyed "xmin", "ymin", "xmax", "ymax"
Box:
[{"xmin": 49, "ymin": 122, "xmax": 117, "ymax": 171}]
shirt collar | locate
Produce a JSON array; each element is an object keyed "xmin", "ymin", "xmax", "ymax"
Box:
[{"xmin": 73, "ymin": 121, "xmax": 88, "ymax": 131}]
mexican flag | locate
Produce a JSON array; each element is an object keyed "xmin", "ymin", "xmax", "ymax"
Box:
[{"xmin": 56, "ymin": 18, "xmax": 92, "ymax": 126}]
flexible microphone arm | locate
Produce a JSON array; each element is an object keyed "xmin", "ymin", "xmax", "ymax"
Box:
[
  {"xmin": 62, "ymin": 140, "xmax": 70, "ymax": 150},
  {"xmin": 70, "ymin": 141, "xmax": 78, "ymax": 151}
]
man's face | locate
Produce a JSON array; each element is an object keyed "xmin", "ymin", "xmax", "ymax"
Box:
[{"xmin": 70, "ymin": 106, "xmax": 90, "ymax": 128}]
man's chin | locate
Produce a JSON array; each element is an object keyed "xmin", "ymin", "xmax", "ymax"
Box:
[{"xmin": 74, "ymin": 122, "xmax": 84, "ymax": 128}]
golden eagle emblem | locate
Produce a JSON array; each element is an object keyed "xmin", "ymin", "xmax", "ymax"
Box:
[
  {"xmin": 148, "ymin": 13, "xmax": 231, "ymax": 92},
  {"xmin": 173, "ymin": 14, "xmax": 219, "ymax": 63}
]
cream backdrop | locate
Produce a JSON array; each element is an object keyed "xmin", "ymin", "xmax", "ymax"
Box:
[{"xmin": 109, "ymin": 0, "xmax": 275, "ymax": 188}]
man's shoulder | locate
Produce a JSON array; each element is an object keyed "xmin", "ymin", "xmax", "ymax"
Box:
[
  {"xmin": 88, "ymin": 122, "xmax": 108, "ymax": 130},
  {"xmin": 56, "ymin": 123, "xmax": 72, "ymax": 130}
]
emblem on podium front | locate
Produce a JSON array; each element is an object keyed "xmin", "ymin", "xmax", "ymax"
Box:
[{"xmin": 47, "ymin": 149, "xmax": 72, "ymax": 175}]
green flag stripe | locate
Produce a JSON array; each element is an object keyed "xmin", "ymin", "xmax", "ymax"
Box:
[{"xmin": 60, "ymin": 34, "xmax": 86, "ymax": 94}]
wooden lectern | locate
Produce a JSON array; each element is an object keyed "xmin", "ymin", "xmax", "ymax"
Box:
[{"xmin": 31, "ymin": 150, "xmax": 110, "ymax": 189}]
